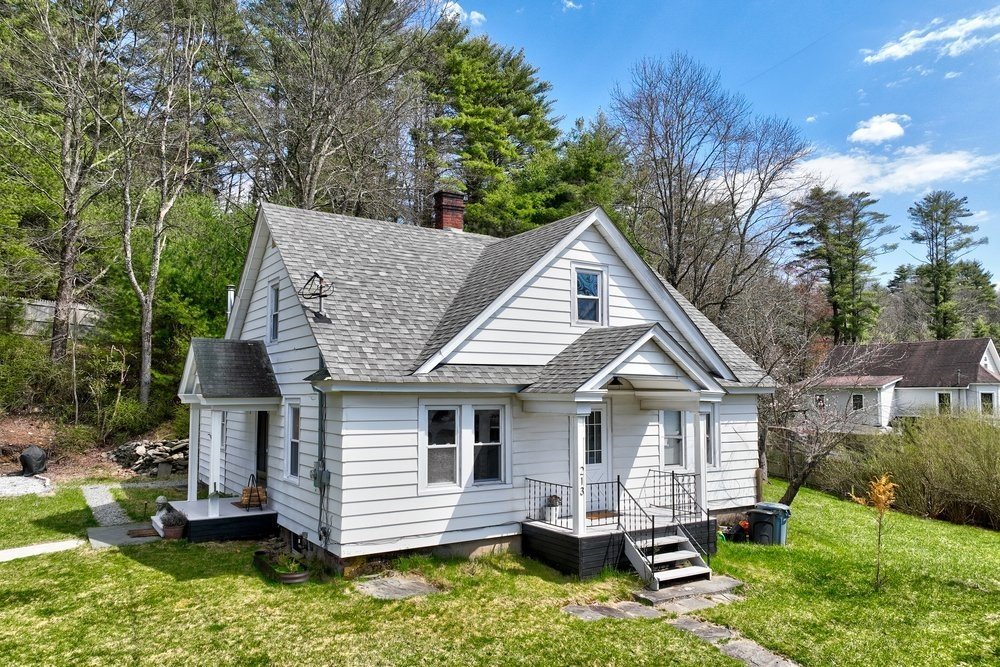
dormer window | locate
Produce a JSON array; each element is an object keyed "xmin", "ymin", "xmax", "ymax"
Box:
[{"xmin": 574, "ymin": 267, "xmax": 604, "ymax": 325}]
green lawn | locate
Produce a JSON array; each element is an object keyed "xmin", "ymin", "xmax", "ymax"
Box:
[
  {"xmin": 703, "ymin": 480, "xmax": 1000, "ymax": 666},
  {"xmin": 0, "ymin": 487, "xmax": 96, "ymax": 550},
  {"xmin": 110, "ymin": 484, "xmax": 199, "ymax": 522},
  {"xmin": 0, "ymin": 544, "xmax": 734, "ymax": 667}
]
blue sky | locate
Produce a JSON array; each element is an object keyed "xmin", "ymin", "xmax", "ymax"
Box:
[{"xmin": 446, "ymin": 1, "xmax": 1000, "ymax": 283}]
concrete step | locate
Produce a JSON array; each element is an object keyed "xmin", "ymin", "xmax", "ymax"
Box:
[
  {"xmin": 655, "ymin": 565, "xmax": 712, "ymax": 584},
  {"xmin": 650, "ymin": 549, "xmax": 700, "ymax": 566},
  {"xmin": 635, "ymin": 535, "xmax": 686, "ymax": 550}
]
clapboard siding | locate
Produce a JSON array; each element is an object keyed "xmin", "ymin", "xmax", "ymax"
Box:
[
  {"xmin": 447, "ymin": 226, "xmax": 698, "ymax": 365},
  {"xmin": 609, "ymin": 392, "xmax": 661, "ymax": 494},
  {"xmin": 707, "ymin": 395, "xmax": 759, "ymax": 510}
]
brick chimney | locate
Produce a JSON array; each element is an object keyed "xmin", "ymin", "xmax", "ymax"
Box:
[{"xmin": 432, "ymin": 190, "xmax": 465, "ymax": 231}]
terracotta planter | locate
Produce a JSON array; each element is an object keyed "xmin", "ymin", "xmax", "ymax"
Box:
[
  {"xmin": 253, "ymin": 550, "xmax": 311, "ymax": 585},
  {"xmin": 162, "ymin": 525, "xmax": 185, "ymax": 539}
]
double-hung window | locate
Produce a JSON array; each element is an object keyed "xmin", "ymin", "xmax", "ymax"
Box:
[
  {"xmin": 286, "ymin": 404, "xmax": 300, "ymax": 478},
  {"xmin": 662, "ymin": 410, "xmax": 684, "ymax": 467},
  {"xmin": 981, "ymin": 392, "xmax": 995, "ymax": 415},
  {"xmin": 268, "ymin": 282, "xmax": 280, "ymax": 341},
  {"xmin": 574, "ymin": 267, "xmax": 603, "ymax": 324},
  {"xmin": 937, "ymin": 392, "xmax": 952, "ymax": 414},
  {"xmin": 852, "ymin": 394, "xmax": 864, "ymax": 411},
  {"xmin": 702, "ymin": 411, "xmax": 719, "ymax": 467},
  {"xmin": 473, "ymin": 408, "xmax": 502, "ymax": 483},
  {"xmin": 421, "ymin": 402, "xmax": 509, "ymax": 491},
  {"xmin": 426, "ymin": 407, "xmax": 459, "ymax": 486}
]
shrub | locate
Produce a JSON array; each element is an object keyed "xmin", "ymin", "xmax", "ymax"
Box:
[{"xmin": 102, "ymin": 397, "xmax": 154, "ymax": 443}]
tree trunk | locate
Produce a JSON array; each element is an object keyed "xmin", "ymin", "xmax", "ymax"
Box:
[
  {"xmin": 778, "ymin": 463, "xmax": 817, "ymax": 506},
  {"xmin": 49, "ymin": 217, "xmax": 80, "ymax": 361},
  {"xmin": 138, "ymin": 296, "xmax": 153, "ymax": 405}
]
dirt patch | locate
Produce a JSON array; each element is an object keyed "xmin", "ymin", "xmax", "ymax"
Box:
[{"xmin": 0, "ymin": 416, "xmax": 135, "ymax": 483}]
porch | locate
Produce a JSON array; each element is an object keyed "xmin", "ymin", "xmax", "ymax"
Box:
[
  {"xmin": 157, "ymin": 498, "xmax": 278, "ymax": 543},
  {"xmin": 521, "ymin": 471, "xmax": 716, "ymax": 588}
]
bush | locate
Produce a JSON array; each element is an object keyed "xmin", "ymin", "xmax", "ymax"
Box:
[
  {"xmin": 171, "ymin": 405, "xmax": 189, "ymax": 440},
  {"xmin": 102, "ymin": 397, "xmax": 154, "ymax": 443},
  {"xmin": 52, "ymin": 424, "xmax": 100, "ymax": 454}
]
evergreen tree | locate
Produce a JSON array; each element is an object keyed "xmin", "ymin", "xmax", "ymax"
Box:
[
  {"xmin": 791, "ymin": 187, "xmax": 897, "ymax": 344},
  {"xmin": 907, "ymin": 191, "xmax": 984, "ymax": 339}
]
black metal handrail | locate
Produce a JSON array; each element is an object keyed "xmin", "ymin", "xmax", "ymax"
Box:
[
  {"xmin": 643, "ymin": 469, "xmax": 712, "ymax": 565},
  {"xmin": 616, "ymin": 476, "xmax": 656, "ymax": 574},
  {"xmin": 586, "ymin": 481, "xmax": 619, "ymax": 527},
  {"xmin": 525, "ymin": 478, "xmax": 571, "ymax": 528}
]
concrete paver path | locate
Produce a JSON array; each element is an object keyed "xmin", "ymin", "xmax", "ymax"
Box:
[{"xmin": 0, "ymin": 539, "xmax": 84, "ymax": 563}]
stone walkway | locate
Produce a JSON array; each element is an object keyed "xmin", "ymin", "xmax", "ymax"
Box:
[
  {"xmin": 82, "ymin": 479, "xmax": 185, "ymax": 527},
  {"xmin": 562, "ymin": 576, "xmax": 800, "ymax": 667},
  {"xmin": 0, "ymin": 539, "xmax": 85, "ymax": 563}
]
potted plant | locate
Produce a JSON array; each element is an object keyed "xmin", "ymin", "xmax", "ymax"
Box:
[
  {"xmin": 542, "ymin": 494, "xmax": 562, "ymax": 524},
  {"xmin": 160, "ymin": 510, "xmax": 187, "ymax": 539}
]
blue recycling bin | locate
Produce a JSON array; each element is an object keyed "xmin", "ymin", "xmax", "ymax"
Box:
[{"xmin": 748, "ymin": 502, "xmax": 791, "ymax": 545}]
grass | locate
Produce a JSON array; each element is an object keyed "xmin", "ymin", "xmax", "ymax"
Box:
[
  {"xmin": 110, "ymin": 484, "xmax": 200, "ymax": 522},
  {"xmin": 702, "ymin": 480, "xmax": 1000, "ymax": 666},
  {"xmin": 0, "ymin": 545, "xmax": 735, "ymax": 667},
  {"xmin": 0, "ymin": 487, "xmax": 96, "ymax": 550}
]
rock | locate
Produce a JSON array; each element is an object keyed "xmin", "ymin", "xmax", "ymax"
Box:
[{"xmin": 110, "ymin": 437, "xmax": 189, "ymax": 475}]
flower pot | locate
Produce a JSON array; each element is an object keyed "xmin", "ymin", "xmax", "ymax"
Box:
[
  {"xmin": 253, "ymin": 550, "xmax": 311, "ymax": 585},
  {"xmin": 162, "ymin": 525, "xmax": 185, "ymax": 539},
  {"xmin": 543, "ymin": 505, "xmax": 561, "ymax": 524}
]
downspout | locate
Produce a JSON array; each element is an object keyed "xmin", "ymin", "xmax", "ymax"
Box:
[{"xmin": 311, "ymin": 360, "xmax": 332, "ymax": 548}]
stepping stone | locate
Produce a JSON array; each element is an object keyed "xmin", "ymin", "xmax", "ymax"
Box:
[
  {"xmin": 588, "ymin": 604, "xmax": 631, "ymax": 619},
  {"xmin": 668, "ymin": 616, "xmax": 736, "ymax": 642},
  {"xmin": 356, "ymin": 576, "xmax": 439, "ymax": 600},
  {"xmin": 634, "ymin": 574, "xmax": 743, "ymax": 607},
  {"xmin": 614, "ymin": 601, "xmax": 663, "ymax": 619},
  {"xmin": 562, "ymin": 604, "xmax": 609, "ymax": 621},
  {"xmin": 562, "ymin": 601, "xmax": 663, "ymax": 621},
  {"xmin": 719, "ymin": 638, "xmax": 799, "ymax": 667},
  {"xmin": 87, "ymin": 522, "xmax": 161, "ymax": 549}
]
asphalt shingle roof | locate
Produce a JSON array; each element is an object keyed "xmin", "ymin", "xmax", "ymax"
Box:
[
  {"xmin": 824, "ymin": 339, "xmax": 1000, "ymax": 388},
  {"xmin": 260, "ymin": 203, "xmax": 772, "ymax": 390},
  {"xmin": 522, "ymin": 324, "xmax": 656, "ymax": 393},
  {"xmin": 190, "ymin": 338, "xmax": 281, "ymax": 398}
]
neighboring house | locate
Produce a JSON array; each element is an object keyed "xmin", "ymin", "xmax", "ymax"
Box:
[
  {"xmin": 176, "ymin": 192, "xmax": 774, "ymax": 588},
  {"xmin": 813, "ymin": 339, "xmax": 1000, "ymax": 430},
  {"xmin": 6, "ymin": 298, "xmax": 100, "ymax": 338}
]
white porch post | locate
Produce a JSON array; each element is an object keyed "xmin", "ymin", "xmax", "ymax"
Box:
[
  {"xmin": 692, "ymin": 406, "xmax": 708, "ymax": 510},
  {"xmin": 570, "ymin": 412, "xmax": 588, "ymax": 536},
  {"xmin": 209, "ymin": 409, "xmax": 223, "ymax": 494},
  {"xmin": 186, "ymin": 405, "xmax": 201, "ymax": 501}
]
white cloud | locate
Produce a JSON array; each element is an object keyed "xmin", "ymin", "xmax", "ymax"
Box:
[
  {"xmin": 562, "ymin": 0, "xmax": 582, "ymax": 11},
  {"xmin": 806, "ymin": 115, "xmax": 817, "ymax": 123},
  {"xmin": 440, "ymin": 2, "xmax": 486, "ymax": 26},
  {"xmin": 848, "ymin": 113, "xmax": 911, "ymax": 144},
  {"xmin": 945, "ymin": 71, "xmax": 963, "ymax": 79},
  {"xmin": 864, "ymin": 5, "xmax": 1000, "ymax": 63},
  {"xmin": 798, "ymin": 144, "xmax": 1000, "ymax": 195}
]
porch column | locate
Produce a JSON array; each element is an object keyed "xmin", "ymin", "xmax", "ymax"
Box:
[
  {"xmin": 209, "ymin": 409, "xmax": 223, "ymax": 494},
  {"xmin": 570, "ymin": 412, "xmax": 588, "ymax": 536},
  {"xmin": 692, "ymin": 408, "xmax": 708, "ymax": 510},
  {"xmin": 186, "ymin": 405, "xmax": 201, "ymax": 501}
]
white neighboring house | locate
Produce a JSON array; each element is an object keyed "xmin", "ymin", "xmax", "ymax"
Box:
[
  {"xmin": 813, "ymin": 339, "xmax": 1000, "ymax": 431},
  {"xmin": 176, "ymin": 192, "xmax": 774, "ymax": 588}
]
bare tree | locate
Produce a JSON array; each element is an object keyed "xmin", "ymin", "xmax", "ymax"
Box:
[
  {"xmin": 611, "ymin": 53, "xmax": 809, "ymax": 318},
  {"xmin": 211, "ymin": 0, "xmax": 438, "ymax": 214},
  {"xmin": 0, "ymin": 0, "xmax": 118, "ymax": 360},
  {"xmin": 99, "ymin": 2, "xmax": 209, "ymax": 405}
]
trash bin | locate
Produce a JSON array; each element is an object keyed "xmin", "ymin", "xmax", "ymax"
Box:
[{"xmin": 748, "ymin": 502, "xmax": 791, "ymax": 545}]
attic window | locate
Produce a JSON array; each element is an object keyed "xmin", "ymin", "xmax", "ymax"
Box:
[
  {"xmin": 574, "ymin": 268, "xmax": 604, "ymax": 325},
  {"xmin": 268, "ymin": 282, "xmax": 280, "ymax": 341}
]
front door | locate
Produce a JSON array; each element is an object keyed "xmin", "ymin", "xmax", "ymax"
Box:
[
  {"xmin": 584, "ymin": 407, "xmax": 610, "ymax": 512},
  {"xmin": 255, "ymin": 411, "xmax": 269, "ymax": 486}
]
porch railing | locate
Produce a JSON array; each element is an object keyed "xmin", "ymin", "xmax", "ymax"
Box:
[
  {"xmin": 586, "ymin": 481, "xmax": 619, "ymax": 527},
  {"xmin": 525, "ymin": 478, "xmax": 572, "ymax": 529},
  {"xmin": 643, "ymin": 469, "xmax": 711, "ymax": 565}
]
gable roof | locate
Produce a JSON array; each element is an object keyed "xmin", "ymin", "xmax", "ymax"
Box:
[
  {"xmin": 188, "ymin": 338, "xmax": 281, "ymax": 398},
  {"xmin": 824, "ymin": 339, "xmax": 1000, "ymax": 388},
  {"xmin": 256, "ymin": 203, "xmax": 771, "ymax": 389},
  {"xmin": 523, "ymin": 324, "xmax": 656, "ymax": 393}
]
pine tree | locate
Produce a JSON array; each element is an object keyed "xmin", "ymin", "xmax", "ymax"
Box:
[{"xmin": 907, "ymin": 191, "xmax": 985, "ymax": 340}]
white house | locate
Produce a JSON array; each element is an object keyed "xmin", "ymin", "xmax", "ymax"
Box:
[
  {"xmin": 175, "ymin": 192, "xmax": 774, "ymax": 588},
  {"xmin": 813, "ymin": 339, "xmax": 1000, "ymax": 430}
]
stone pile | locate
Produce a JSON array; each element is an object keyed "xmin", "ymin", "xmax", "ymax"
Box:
[{"xmin": 108, "ymin": 438, "xmax": 189, "ymax": 475}]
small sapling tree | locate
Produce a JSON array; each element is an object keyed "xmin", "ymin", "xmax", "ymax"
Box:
[{"xmin": 851, "ymin": 473, "xmax": 898, "ymax": 590}]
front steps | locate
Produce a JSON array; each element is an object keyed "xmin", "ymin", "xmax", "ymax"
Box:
[{"xmin": 626, "ymin": 528, "xmax": 711, "ymax": 590}]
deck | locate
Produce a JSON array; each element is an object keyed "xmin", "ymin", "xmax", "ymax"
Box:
[{"xmin": 158, "ymin": 498, "xmax": 279, "ymax": 543}]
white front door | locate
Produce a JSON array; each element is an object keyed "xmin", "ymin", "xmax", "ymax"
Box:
[{"xmin": 584, "ymin": 407, "xmax": 610, "ymax": 511}]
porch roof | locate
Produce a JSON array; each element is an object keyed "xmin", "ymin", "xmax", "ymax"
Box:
[{"xmin": 179, "ymin": 338, "xmax": 281, "ymax": 404}]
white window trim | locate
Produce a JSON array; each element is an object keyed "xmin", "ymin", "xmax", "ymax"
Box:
[
  {"xmin": 980, "ymin": 391, "xmax": 995, "ymax": 414},
  {"xmin": 702, "ymin": 405, "xmax": 721, "ymax": 469},
  {"xmin": 268, "ymin": 280, "xmax": 280, "ymax": 342},
  {"xmin": 418, "ymin": 398, "xmax": 513, "ymax": 495},
  {"xmin": 571, "ymin": 262, "xmax": 608, "ymax": 327},
  {"xmin": 851, "ymin": 394, "xmax": 864, "ymax": 411},
  {"xmin": 284, "ymin": 401, "xmax": 301, "ymax": 480},
  {"xmin": 937, "ymin": 391, "xmax": 953, "ymax": 414},
  {"xmin": 659, "ymin": 409, "xmax": 686, "ymax": 469}
]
